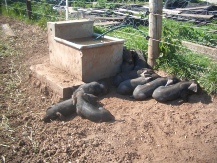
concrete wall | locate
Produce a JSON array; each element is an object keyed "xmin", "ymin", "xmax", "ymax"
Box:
[{"xmin": 47, "ymin": 21, "xmax": 125, "ymax": 82}]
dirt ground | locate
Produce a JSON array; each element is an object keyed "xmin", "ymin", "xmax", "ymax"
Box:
[{"xmin": 0, "ymin": 15, "xmax": 217, "ymax": 163}]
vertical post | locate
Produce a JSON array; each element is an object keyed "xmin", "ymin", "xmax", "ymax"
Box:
[
  {"xmin": 148, "ymin": 0, "xmax": 163, "ymax": 68},
  {"xmin": 4, "ymin": 0, "xmax": 8, "ymax": 13},
  {"xmin": 26, "ymin": 0, "xmax": 32, "ymax": 19},
  {"xmin": 66, "ymin": 0, "xmax": 69, "ymax": 20}
]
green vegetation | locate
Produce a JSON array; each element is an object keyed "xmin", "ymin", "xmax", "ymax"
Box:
[
  {"xmin": 94, "ymin": 25, "xmax": 149, "ymax": 50},
  {"xmin": 163, "ymin": 19, "xmax": 217, "ymax": 48},
  {"xmin": 72, "ymin": 0, "xmax": 86, "ymax": 8},
  {"xmin": 1, "ymin": 1, "xmax": 60, "ymax": 28},
  {"xmin": 157, "ymin": 25, "xmax": 217, "ymax": 94}
]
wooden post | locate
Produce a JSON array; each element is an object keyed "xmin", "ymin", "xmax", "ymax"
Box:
[
  {"xmin": 66, "ymin": 0, "xmax": 69, "ymax": 20},
  {"xmin": 26, "ymin": 0, "xmax": 32, "ymax": 19},
  {"xmin": 4, "ymin": 0, "xmax": 8, "ymax": 13},
  {"xmin": 148, "ymin": 0, "xmax": 163, "ymax": 68}
]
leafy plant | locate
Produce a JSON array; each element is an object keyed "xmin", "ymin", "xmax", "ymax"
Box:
[
  {"xmin": 73, "ymin": 0, "xmax": 86, "ymax": 8},
  {"xmin": 163, "ymin": 19, "xmax": 217, "ymax": 48},
  {"xmin": 198, "ymin": 64, "xmax": 217, "ymax": 94},
  {"xmin": 159, "ymin": 26, "xmax": 181, "ymax": 61},
  {"xmin": 155, "ymin": 25, "xmax": 217, "ymax": 94}
]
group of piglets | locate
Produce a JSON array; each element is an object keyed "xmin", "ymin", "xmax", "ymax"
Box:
[
  {"xmin": 115, "ymin": 48, "xmax": 200, "ymax": 102},
  {"xmin": 42, "ymin": 48, "xmax": 200, "ymax": 123},
  {"xmin": 43, "ymin": 80, "xmax": 114, "ymax": 123}
]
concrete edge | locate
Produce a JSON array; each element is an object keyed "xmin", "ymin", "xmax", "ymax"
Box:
[
  {"xmin": 182, "ymin": 41, "xmax": 217, "ymax": 60},
  {"xmin": 30, "ymin": 65, "xmax": 82, "ymax": 100}
]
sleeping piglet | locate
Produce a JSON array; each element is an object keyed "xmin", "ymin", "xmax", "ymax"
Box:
[
  {"xmin": 113, "ymin": 68, "xmax": 155, "ymax": 87},
  {"xmin": 152, "ymin": 80, "xmax": 199, "ymax": 102},
  {"xmin": 75, "ymin": 91, "xmax": 115, "ymax": 122},
  {"xmin": 42, "ymin": 99, "xmax": 76, "ymax": 122},
  {"xmin": 117, "ymin": 73, "xmax": 161, "ymax": 95},
  {"xmin": 133, "ymin": 76, "xmax": 180, "ymax": 100}
]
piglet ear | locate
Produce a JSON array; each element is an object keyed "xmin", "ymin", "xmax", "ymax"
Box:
[
  {"xmin": 56, "ymin": 112, "xmax": 66, "ymax": 121},
  {"xmin": 188, "ymin": 82, "xmax": 198, "ymax": 92},
  {"xmin": 145, "ymin": 77, "xmax": 152, "ymax": 81},
  {"xmin": 140, "ymin": 73, "xmax": 151, "ymax": 77},
  {"xmin": 165, "ymin": 79, "xmax": 173, "ymax": 86},
  {"xmin": 56, "ymin": 112, "xmax": 62, "ymax": 117}
]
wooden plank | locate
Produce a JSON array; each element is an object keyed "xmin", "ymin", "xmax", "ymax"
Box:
[
  {"xmin": 163, "ymin": 9, "xmax": 181, "ymax": 14},
  {"xmin": 94, "ymin": 16, "xmax": 126, "ymax": 21},
  {"xmin": 176, "ymin": 6, "xmax": 210, "ymax": 11},
  {"xmin": 91, "ymin": 9, "xmax": 108, "ymax": 13},
  {"xmin": 142, "ymin": 5, "xmax": 149, "ymax": 9},
  {"xmin": 113, "ymin": 11, "xmax": 129, "ymax": 16},
  {"xmin": 118, "ymin": 8, "xmax": 141, "ymax": 15},
  {"xmin": 182, "ymin": 41, "xmax": 217, "ymax": 60},
  {"xmin": 169, "ymin": 13, "xmax": 214, "ymax": 19},
  {"xmin": 164, "ymin": 6, "xmax": 211, "ymax": 15},
  {"xmin": 94, "ymin": 21, "xmax": 121, "ymax": 26},
  {"xmin": 207, "ymin": 30, "xmax": 217, "ymax": 33}
]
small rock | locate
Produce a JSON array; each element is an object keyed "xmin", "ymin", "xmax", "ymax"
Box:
[
  {"xmin": 22, "ymin": 131, "xmax": 28, "ymax": 136},
  {"xmin": 41, "ymin": 86, "xmax": 49, "ymax": 96},
  {"xmin": 92, "ymin": 140, "xmax": 99, "ymax": 147},
  {"xmin": 19, "ymin": 140, "xmax": 25, "ymax": 146},
  {"xmin": 41, "ymin": 96, "xmax": 46, "ymax": 101},
  {"xmin": 33, "ymin": 80, "xmax": 41, "ymax": 88},
  {"xmin": 23, "ymin": 115, "xmax": 31, "ymax": 121}
]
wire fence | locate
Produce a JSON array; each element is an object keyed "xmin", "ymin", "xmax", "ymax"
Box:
[
  {"xmin": 1, "ymin": 1, "xmax": 217, "ymax": 74},
  {"xmin": 3, "ymin": 0, "xmax": 217, "ymax": 53}
]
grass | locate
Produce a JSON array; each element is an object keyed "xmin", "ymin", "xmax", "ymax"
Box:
[
  {"xmin": 94, "ymin": 25, "xmax": 149, "ymax": 51},
  {"xmin": 163, "ymin": 19, "xmax": 217, "ymax": 48},
  {"xmin": 1, "ymin": 2, "xmax": 62, "ymax": 28}
]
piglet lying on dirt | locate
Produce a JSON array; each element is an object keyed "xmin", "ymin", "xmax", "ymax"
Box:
[
  {"xmin": 42, "ymin": 99, "xmax": 76, "ymax": 122},
  {"xmin": 72, "ymin": 80, "xmax": 109, "ymax": 105},
  {"xmin": 152, "ymin": 80, "xmax": 199, "ymax": 102},
  {"xmin": 117, "ymin": 74, "xmax": 161, "ymax": 95},
  {"xmin": 75, "ymin": 90, "xmax": 115, "ymax": 122},
  {"xmin": 133, "ymin": 76, "xmax": 180, "ymax": 100},
  {"xmin": 43, "ymin": 80, "xmax": 110, "ymax": 123},
  {"xmin": 113, "ymin": 68, "xmax": 155, "ymax": 87}
]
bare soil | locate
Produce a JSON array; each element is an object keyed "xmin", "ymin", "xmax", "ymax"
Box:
[{"xmin": 0, "ymin": 15, "xmax": 217, "ymax": 163}]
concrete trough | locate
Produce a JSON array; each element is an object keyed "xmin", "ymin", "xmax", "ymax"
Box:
[{"xmin": 48, "ymin": 20, "xmax": 125, "ymax": 82}]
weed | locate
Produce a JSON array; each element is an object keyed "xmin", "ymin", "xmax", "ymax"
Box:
[
  {"xmin": 198, "ymin": 64, "xmax": 217, "ymax": 94},
  {"xmin": 156, "ymin": 25, "xmax": 217, "ymax": 94},
  {"xmin": 163, "ymin": 19, "xmax": 217, "ymax": 48}
]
